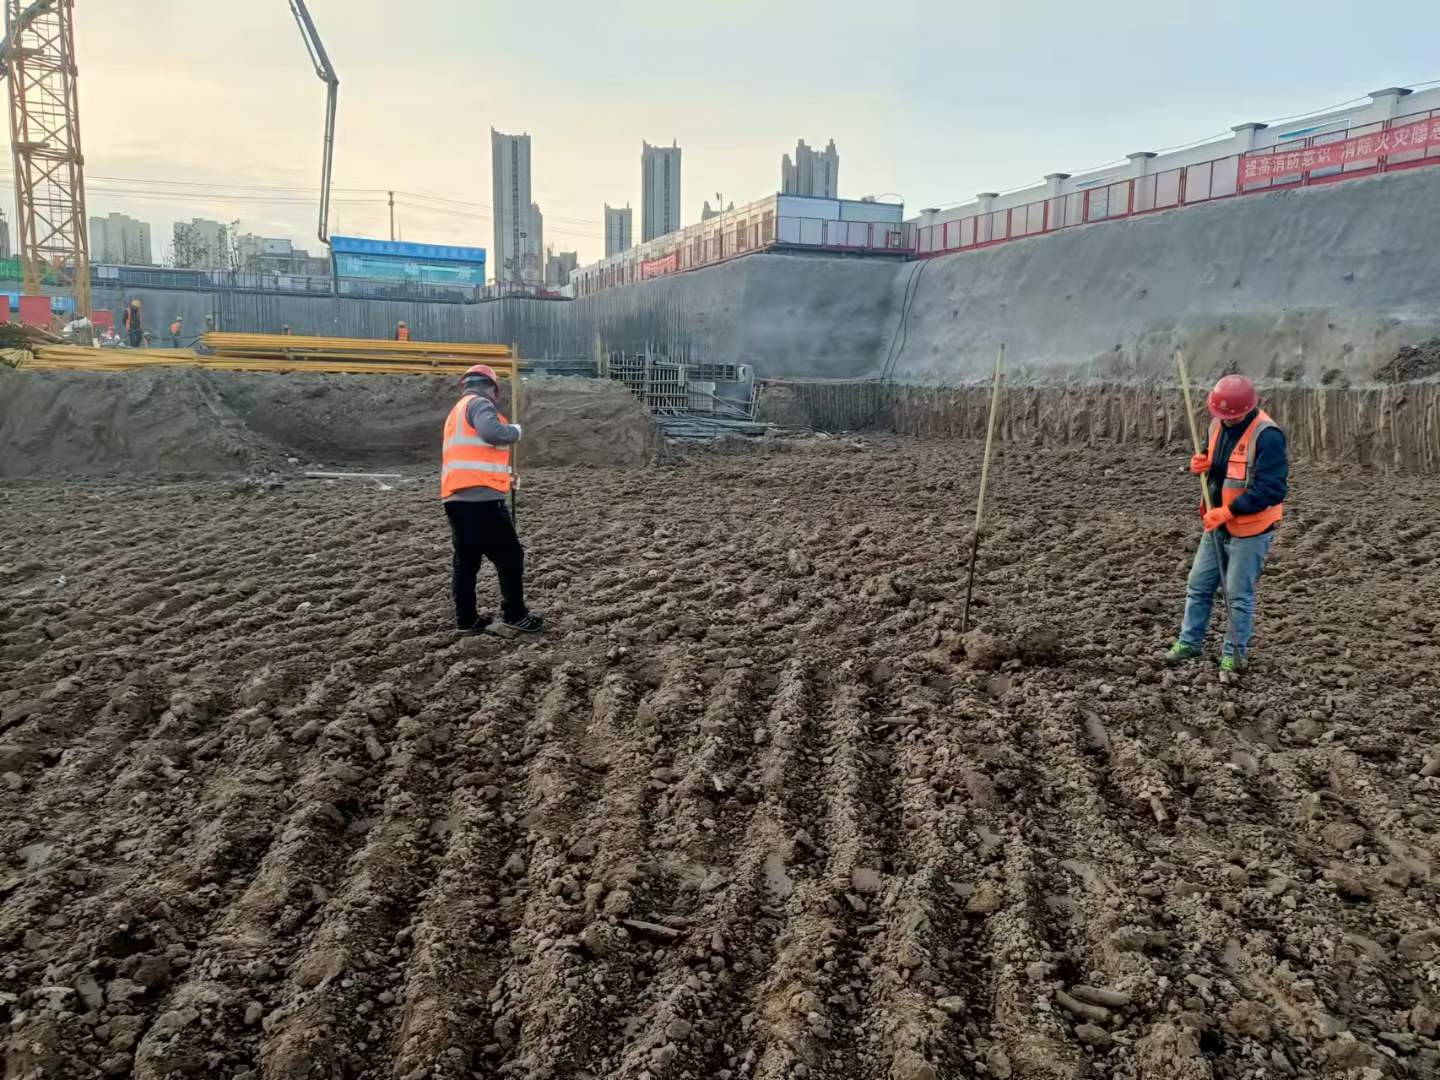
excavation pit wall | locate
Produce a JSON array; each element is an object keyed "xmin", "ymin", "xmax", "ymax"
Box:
[{"xmin": 758, "ymin": 379, "xmax": 1440, "ymax": 473}]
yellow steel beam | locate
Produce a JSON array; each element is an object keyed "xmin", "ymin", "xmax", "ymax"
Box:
[{"xmin": 201, "ymin": 332, "xmax": 512, "ymax": 358}]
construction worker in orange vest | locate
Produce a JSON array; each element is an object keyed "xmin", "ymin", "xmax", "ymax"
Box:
[
  {"xmin": 1164, "ymin": 375, "xmax": 1288, "ymax": 676},
  {"xmin": 169, "ymin": 315, "xmax": 183, "ymax": 348},
  {"xmin": 395, "ymin": 320, "xmax": 410, "ymax": 341},
  {"xmin": 441, "ymin": 364, "xmax": 543, "ymax": 634}
]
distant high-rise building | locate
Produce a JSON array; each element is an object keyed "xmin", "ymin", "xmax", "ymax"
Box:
[
  {"xmin": 641, "ymin": 140, "xmax": 682, "ymax": 242},
  {"xmin": 545, "ymin": 247, "xmax": 579, "ymax": 287},
  {"xmin": 234, "ymin": 233, "xmax": 329, "ymax": 276},
  {"xmin": 90, "ymin": 211, "xmax": 154, "ymax": 265},
  {"xmin": 492, "ymin": 129, "xmax": 544, "ymax": 287},
  {"xmin": 781, "ymin": 138, "xmax": 840, "ymax": 199},
  {"xmin": 172, "ymin": 218, "xmax": 228, "ymax": 269},
  {"xmin": 604, "ymin": 203, "xmax": 633, "ymax": 257},
  {"xmin": 0, "ymin": 210, "xmax": 10, "ymax": 260},
  {"xmin": 527, "ymin": 203, "xmax": 544, "ymax": 285}
]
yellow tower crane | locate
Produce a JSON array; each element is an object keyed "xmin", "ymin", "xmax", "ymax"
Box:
[{"xmin": 4, "ymin": 0, "xmax": 89, "ymax": 317}]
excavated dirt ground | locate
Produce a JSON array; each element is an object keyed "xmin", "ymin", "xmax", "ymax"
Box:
[{"xmin": 2, "ymin": 437, "xmax": 1439, "ymax": 1080}]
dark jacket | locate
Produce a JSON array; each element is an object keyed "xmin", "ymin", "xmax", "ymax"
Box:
[{"xmin": 1204, "ymin": 408, "xmax": 1288, "ymax": 517}]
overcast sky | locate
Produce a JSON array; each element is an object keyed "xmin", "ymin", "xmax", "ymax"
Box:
[{"xmin": 6, "ymin": 0, "xmax": 1437, "ymax": 267}]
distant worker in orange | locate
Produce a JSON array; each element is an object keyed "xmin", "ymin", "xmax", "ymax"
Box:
[
  {"xmin": 1164, "ymin": 375, "xmax": 1288, "ymax": 676},
  {"xmin": 440, "ymin": 364, "xmax": 542, "ymax": 635},
  {"xmin": 169, "ymin": 315, "xmax": 183, "ymax": 348},
  {"xmin": 123, "ymin": 299, "xmax": 143, "ymax": 348},
  {"xmin": 395, "ymin": 320, "xmax": 410, "ymax": 341}
]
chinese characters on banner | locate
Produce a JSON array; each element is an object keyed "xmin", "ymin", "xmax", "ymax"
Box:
[
  {"xmin": 1240, "ymin": 116, "xmax": 1440, "ymax": 186},
  {"xmin": 640, "ymin": 251, "xmax": 679, "ymax": 279}
]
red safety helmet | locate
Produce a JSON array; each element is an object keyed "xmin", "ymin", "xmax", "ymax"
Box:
[
  {"xmin": 461, "ymin": 363, "xmax": 499, "ymax": 387},
  {"xmin": 1207, "ymin": 374, "xmax": 1257, "ymax": 421}
]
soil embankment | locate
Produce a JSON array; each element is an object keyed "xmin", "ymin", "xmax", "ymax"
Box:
[{"xmin": 0, "ymin": 368, "xmax": 656, "ymax": 478}]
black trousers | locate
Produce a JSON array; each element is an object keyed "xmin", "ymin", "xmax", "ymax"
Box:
[{"xmin": 444, "ymin": 499, "xmax": 526, "ymax": 627}]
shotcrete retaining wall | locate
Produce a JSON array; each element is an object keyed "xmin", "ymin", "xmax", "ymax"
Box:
[{"xmin": 85, "ymin": 165, "xmax": 1440, "ymax": 382}]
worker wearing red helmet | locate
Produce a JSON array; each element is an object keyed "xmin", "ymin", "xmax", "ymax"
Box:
[
  {"xmin": 440, "ymin": 364, "xmax": 543, "ymax": 634},
  {"xmin": 1164, "ymin": 374, "xmax": 1287, "ymax": 675}
]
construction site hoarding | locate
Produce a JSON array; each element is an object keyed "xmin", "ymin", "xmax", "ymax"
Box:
[
  {"xmin": 1240, "ymin": 115, "xmax": 1440, "ymax": 186},
  {"xmin": 640, "ymin": 252, "xmax": 679, "ymax": 279}
]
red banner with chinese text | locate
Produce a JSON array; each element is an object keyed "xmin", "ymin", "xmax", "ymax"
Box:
[
  {"xmin": 640, "ymin": 251, "xmax": 679, "ymax": 279},
  {"xmin": 1240, "ymin": 116, "xmax": 1440, "ymax": 186}
]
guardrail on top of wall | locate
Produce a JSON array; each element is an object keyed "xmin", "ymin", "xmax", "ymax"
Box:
[
  {"xmin": 574, "ymin": 216, "xmax": 916, "ymax": 296},
  {"xmin": 917, "ymin": 106, "xmax": 1440, "ymax": 258}
]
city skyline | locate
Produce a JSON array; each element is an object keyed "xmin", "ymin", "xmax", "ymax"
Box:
[{"xmin": 14, "ymin": 1, "xmax": 1438, "ymax": 268}]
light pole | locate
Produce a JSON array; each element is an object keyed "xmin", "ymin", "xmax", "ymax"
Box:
[{"xmin": 715, "ymin": 191, "xmax": 725, "ymax": 260}]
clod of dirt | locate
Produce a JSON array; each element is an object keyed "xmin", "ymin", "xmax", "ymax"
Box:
[
  {"xmin": 1134, "ymin": 1021, "xmax": 1212, "ymax": 1080},
  {"xmin": 960, "ymin": 627, "xmax": 1062, "ymax": 670},
  {"xmin": 1226, "ymin": 1000, "xmax": 1272, "ymax": 1040},
  {"xmin": 1320, "ymin": 821, "xmax": 1366, "ymax": 851},
  {"xmin": 1376, "ymin": 338, "xmax": 1440, "ymax": 382}
]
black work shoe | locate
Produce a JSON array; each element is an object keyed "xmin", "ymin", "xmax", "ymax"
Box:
[
  {"xmin": 458, "ymin": 614, "xmax": 493, "ymax": 633},
  {"xmin": 505, "ymin": 614, "xmax": 545, "ymax": 634}
]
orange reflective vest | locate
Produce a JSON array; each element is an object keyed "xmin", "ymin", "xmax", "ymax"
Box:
[
  {"xmin": 441, "ymin": 394, "xmax": 512, "ymax": 499},
  {"xmin": 396, "ymin": 326, "xmax": 410, "ymax": 341},
  {"xmin": 170, "ymin": 321, "xmax": 181, "ymax": 335},
  {"xmin": 1209, "ymin": 410, "xmax": 1284, "ymax": 537}
]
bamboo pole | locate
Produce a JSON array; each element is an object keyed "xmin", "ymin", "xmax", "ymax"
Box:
[
  {"xmin": 961, "ymin": 344, "xmax": 1005, "ymax": 633},
  {"xmin": 1174, "ymin": 350, "xmax": 1235, "ymax": 660}
]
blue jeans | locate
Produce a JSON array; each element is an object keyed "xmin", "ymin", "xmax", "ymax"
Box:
[{"xmin": 1179, "ymin": 529, "xmax": 1275, "ymax": 658}]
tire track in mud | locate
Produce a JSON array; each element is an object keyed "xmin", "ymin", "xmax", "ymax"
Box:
[{"xmin": 390, "ymin": 667, "xmax": 537, "ymax": 1079}]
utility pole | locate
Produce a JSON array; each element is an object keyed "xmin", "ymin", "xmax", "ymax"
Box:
[{"xmin": 388, "ymin": 190, "xmax": 394, "ymax": 241}]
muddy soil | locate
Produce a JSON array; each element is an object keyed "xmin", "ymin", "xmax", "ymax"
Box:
[
  {"xmin": 1375, "ymin": 340, "xmax": 1440, "ymax": 384},
  {"xmin": 2, "ymin": 438, "xmax": 1438, "ymax": 1080}
]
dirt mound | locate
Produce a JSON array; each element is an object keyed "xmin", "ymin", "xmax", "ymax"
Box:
[
  {"xmin": 959, "ymin": 626, "xmax": 1064, "ymax": 670},
  {"xmin": 1, "ymin": 438, "xmax": 1438, "ymax": 1079},
  {"xmin": 1376, "ymin": 338, "xmax": 1440, "ymax": 383},
  {"xmin": 0, "ymin": 367, "xmax": 656, "ymax": 478}
]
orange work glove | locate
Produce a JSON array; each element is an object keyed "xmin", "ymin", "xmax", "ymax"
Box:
[
  {"xmin": 1202, "ymin": 505, "xmax": 1235, "ymax": 532},
  {"xmin": 1189, "ymin": 453, "xmax": 1211, "ymax": 475}
]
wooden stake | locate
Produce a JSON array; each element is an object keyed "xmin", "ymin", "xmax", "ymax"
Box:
[
  {"xmin": 961, "ymin": 344, "xmax": 1005, "ymax": 633},
  {"xmin": 510, "ymin": 341, "xmax": 522, "ymax": 526}
]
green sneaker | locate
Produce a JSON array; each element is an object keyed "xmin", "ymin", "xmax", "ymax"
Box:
[
  {"xmin": 1218, "ymin": 655, "xmax": 1247, "ymax": 674},
  {"xmin": 1163, "ymin": 642, "xmax": 1203, "ymax": 666}
]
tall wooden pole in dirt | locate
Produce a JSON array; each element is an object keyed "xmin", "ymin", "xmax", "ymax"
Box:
[
  {"xmin": 1174, "ymin": 349, "xmax": 1234, "ymax": 658},
  {"xmin": 961, "ymin": 344, "xmax": 1005, "ymax": 632},
  {"xmin": 510, "ymin": 342, "xmax": 522, "ymax": 526}
]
